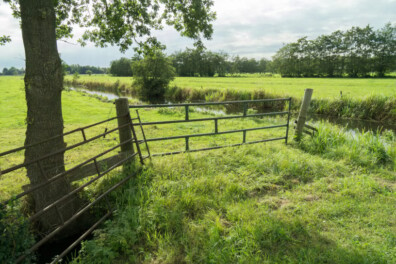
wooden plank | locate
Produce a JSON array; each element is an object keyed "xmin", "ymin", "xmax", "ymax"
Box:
[
  {"xmin": 21, "ymin": 153, "xmax": 127, "ymax": 191},
  {"xmin": 66, "ymin": 154, "xmax": 126, "ymax": 182},
  {"xmin": 304, "ymin": 123, "xmax": 318, "ymax": 131},
  {"xmin": 303, "ymin": 129, "xmax": 314, "ymax": 136},
  {"xmin": 295, "ymin": 89, "xmax": 313, "ymax": 141}
]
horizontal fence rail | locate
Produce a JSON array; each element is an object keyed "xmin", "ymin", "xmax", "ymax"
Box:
[
  {"xmin": 0, "ymin": 116, "xmax": 119, "ymax": 158},
  {"xmin": 128, "ymin": 98, "xmax": 292, "ymax": 108},
  {"xmin": 130, "ymin": 98, "xmax": 292, "ymax": 156},
  {"xmin": 0, "ymin": 113, "xmax": 145, "ymax": 263},
  {"xmin": 293, "ymin": 120, "xmax": 318, "ymax": 136},
  {"xmin": 130, "ymin": 111, "xmax": 290, "ymax": 126}
]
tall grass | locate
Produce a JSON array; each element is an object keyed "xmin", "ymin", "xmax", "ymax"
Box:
[
  {"xmin": 310, "ymin": 95, "xmax": 396, "ymax": 121},
  {"xmin": 72, "ymin": 143, "xmax": 396, "ymax": 264},
  {"xmin": 298, "ymin": 122, "xmax": 396, "ymax": 171}
]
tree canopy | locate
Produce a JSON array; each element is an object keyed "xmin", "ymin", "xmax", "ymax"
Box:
[
  {"xmin": 170, "ymin": 48, "xmax": 272, "ymax": 77},
  {"xmin": 0, "ymin": 35, "xmax": 11, "ymax": 45},
  {"xmin": 1, "ymin": 67, "xmax": 24, "ymax": 75},
  {"xmin": 132, "ymin": 49, "xmax": 176, "ymax": 103},
  {"xmin": 272, "ymin": 23, "xmax": 396, "ymax": 77},
  {"xmin": 110, "ymin": 57, "xmax": 133, "ymax": 76},
  {"xmin": 6, "ymin": 0, "xmax": 216, "ymax": 52},
  {"xmin": 62, "ymin": 62, "xmax": 108, "ymax": 75}
]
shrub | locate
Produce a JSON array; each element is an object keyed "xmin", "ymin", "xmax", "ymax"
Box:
[
  {"xmin": 132, "ymin": 50, "xmax": 176, "ymax": 103},
  {"xmin": 72, "ymin": 72, "xmax": 80, "ymax": 84},
  {"xmin": 0, "ymin": 204, "xmax": 35, "ymax": 263}
]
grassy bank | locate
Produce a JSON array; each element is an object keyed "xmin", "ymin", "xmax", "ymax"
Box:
[{"xmin": 65, "ymin": 75, "xmax": 396, "ymax": 123}]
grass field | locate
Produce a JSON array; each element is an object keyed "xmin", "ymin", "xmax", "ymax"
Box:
[
  {"xmin": 0, "ymin": 76, "xmax": 122, "ymax": 200},
  {"xmin": 66, "ymin": 74, "xmax": 396, "ymax": 99},
  {"xmin": 65, "ymin": 74, "xmax": 396, "ymax": 123},
  {"xmin": 1, "ymin": 76, "xmax": 395, "ymax": 263},
  {"xmin": 0, "ymin": 76, "xmax": 288, "ymax": 200}
]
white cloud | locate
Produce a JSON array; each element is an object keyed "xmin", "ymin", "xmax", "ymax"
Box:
[{"xmin": 0, "ymin": 0, "xmax": 395, "ymax": 67}]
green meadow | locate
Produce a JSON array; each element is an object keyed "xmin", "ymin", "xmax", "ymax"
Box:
[
  {"xmin": 1, "ymin": 76, "xmax": 395, "ymax": 263},
  {"xmin": 66, "ymin": 74, "xmax": 396, "ymax": 123},
  {"xmin": 66, "ymin": 74, "xmax": 396, "ymax": 99},
  {"xmin": 0, "ymin": 76, "xmax": 287, "ymax": 200}
]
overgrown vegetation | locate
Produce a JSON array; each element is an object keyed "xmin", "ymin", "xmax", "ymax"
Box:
[
  {"xmin": 310, "ymin": 95, "xmax": 396, "ymax": 121},
  {"xmin": 298, "ymin": 122, "xmax": 396, "ymax": 170},
  {"xmin": 0, "ymin": 204, "xmax": 35, "ymax": 264}
]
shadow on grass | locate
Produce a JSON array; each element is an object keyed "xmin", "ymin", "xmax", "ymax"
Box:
[
  {"xmin": 244, "ymin": 217, "xmax": 388, "ymax": 264},
  {"xmin": 70, "ymin": 152, "xmax": 393, "ymax": 264}
]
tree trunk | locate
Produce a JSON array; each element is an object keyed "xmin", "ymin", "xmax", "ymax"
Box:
[{"xmin": 20, "ymin": 0, "xmax": 82, "ymax": 234}]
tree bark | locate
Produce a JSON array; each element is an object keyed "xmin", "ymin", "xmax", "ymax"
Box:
[{"xmin": 20, "ymin": 0, "xmax": 82, "ymax": 234}]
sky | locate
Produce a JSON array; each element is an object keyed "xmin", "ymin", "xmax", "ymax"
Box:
[{"xmin": 0, "ymin": 0, "xmax": 395, "ymax": 68}]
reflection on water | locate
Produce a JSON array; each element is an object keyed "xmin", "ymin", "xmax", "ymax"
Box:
[
  {"xmin": 68, "ymin": 86, "xmax": 396, "ymax": 134},
  {"xmin": 309, "ymin": 115, "xmax": 396, "ymax": 134},
  {"xmin": 69, "ymin": 87, "xmax": 121, "ymax": 100}
]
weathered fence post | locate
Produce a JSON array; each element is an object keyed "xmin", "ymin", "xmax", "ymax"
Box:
[
  {"xmin": 295, "ymin": 88, "xmax": 313, "ymax": 141},
  {"xmin": 115, "ymin": 98, "xmax": 134, "ymax": 154}
]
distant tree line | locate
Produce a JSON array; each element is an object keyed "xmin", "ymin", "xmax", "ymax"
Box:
[
  {"xmin": 170, "ymin": 49, "xmax": 272, "ymax": 77},
  {"xmin": 109, "ymin": 50, "xmax": 273, "ymax": 77},
  {"xmin": 7, "ymin": 22, "xmax": 391, "ymax": 80},
  {"xmin": 272, "ymin": 23, "xmax": 396, "ymax": 77},
  {"xmin": 1, "ymin": 67, "xmax": 25, "ymax": 75},
  {"xmin": 62, "ymin": 63, "xmax": 108, "ymax": 75},
  {"xmin": 110, "ymin": 57, "xmax": 134, "ymax": 76}
]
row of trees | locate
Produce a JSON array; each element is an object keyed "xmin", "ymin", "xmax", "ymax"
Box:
[
  {"xmin": 1, "ymin": 67, "xmax": 25, "ymax": 75},
  {"xmin": 1, "ymin": 63, "xmax": 108, "ymax": 76},
  {"xmin": 63, "ymin": 63, "xmax": 108, "ymax": 75},
  {"xmin": 109, "ymin": 57, "xmax": 134, "ymax": 76},
  {"xmin": 109, "ymin": 49, "xmax": 273, "ymax": 77},
  {"xmin": 170, "ymin": 49, "xmax": 271, "ymax": 76},
  {"xmin": 6, "ymin": 23, "xmax": 395, "ymax": 79},
  {"xmin": 272, "ymin": 23, "xmax": 396, "ymax": 77}
]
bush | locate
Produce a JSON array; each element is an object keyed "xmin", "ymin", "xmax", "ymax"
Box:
[
  {"xmin": 132, "ymin": 50, "xmax": 176, "ymax": 103},
  {"xmin": 0, "ymin": 204, "xmax": 35, "ymax": 263},
  {"xmin": 72, "ymin": 72, "xmax": 80, "ymax": 84}
]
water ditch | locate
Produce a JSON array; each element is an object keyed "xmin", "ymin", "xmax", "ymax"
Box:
[{"xmin": 68, "ymin": 87, "xmax": 396, "ymax": 134}]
